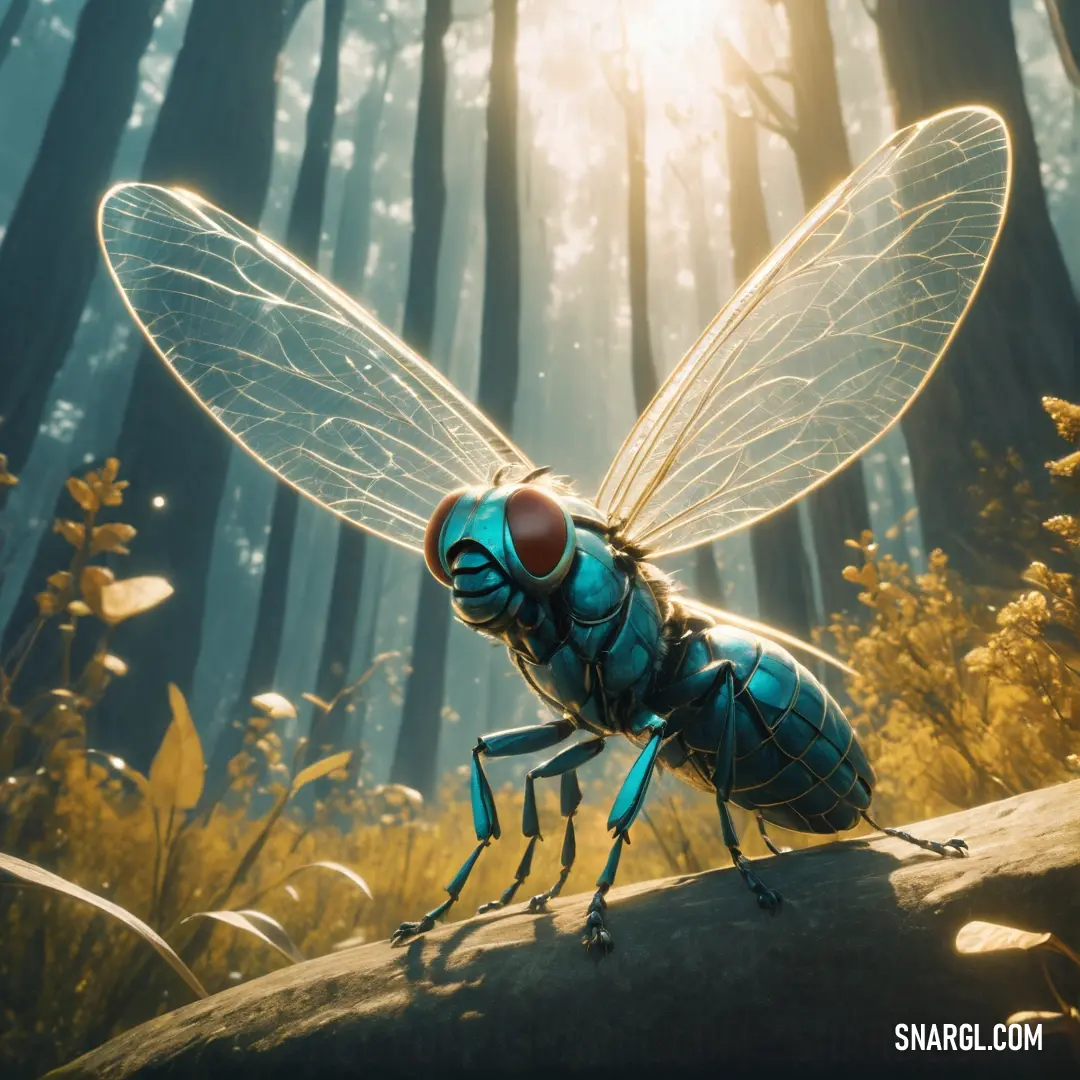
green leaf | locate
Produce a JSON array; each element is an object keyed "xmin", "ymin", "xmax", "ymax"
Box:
[
  {"xmin": 0, "ymin": 851, "xmax": 206, "ymax": 999},
  {"xmin": 181, "ymin": 908, "xmax": 304, "ymax": 964},
  {"xmin": 149, "ymin": 684, "xmax": 205, "ymax": 813},
  {"xmin": 291, "ymin": 751, "xmax": 351, "ymax": 793}
]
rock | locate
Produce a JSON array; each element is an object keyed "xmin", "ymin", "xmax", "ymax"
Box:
[{"xmin": 51, "ymin": 781, "xmax": 1080, "ymax": 1079}]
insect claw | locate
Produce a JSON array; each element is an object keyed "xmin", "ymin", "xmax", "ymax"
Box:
[
  {"xmin": 390, "ymin": 915, "xmax": 435, "ymax": 945},
  {"xmin": 757, "ymin": 888, "xmax": 783, "ymax": 914},
  {"xmin": 584, "ymin": 926, "xmax": 615, "ymax": 959}
]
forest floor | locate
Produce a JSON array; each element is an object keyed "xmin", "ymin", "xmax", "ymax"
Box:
[{"xmin": 49, "ymin": 780, "xmax": 1080, "ymax": 1080}]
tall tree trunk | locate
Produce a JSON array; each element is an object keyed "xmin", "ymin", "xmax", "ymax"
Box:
[
  {"xmin": 283, "ymin": 0, "xmax": 345, "ymax": 265},
  {"xmin": 200, "ymin": 0, "xmax": 346, "ymax": 794},
  {"xmin": 472, "ymin": 0, "xmax": 525, "ymax": 752},
  {"xmin": 91, "ymin": 0, "xmax": 286, "ymax": 769},
  {"xmin": 386, "ymin": 0, "xmax": 452, "ymax": 799},
  {"xmin": 613, "ymin": 55, "xmax": 659, "ymax": 414},
  {"xmin": 331, "ymin": 50, "xmax": 396, "ymax": 300},
  {"xmin": 782, "ymin": 0, "xmax": 872, "ymax": 620},
  {"xmin": 0, "ymin": 0, "xmax": 31, "ymax": 75},
  {"xmin": 877, "ymin": 0, "xmax": 1080, "ymax": 582},
  {"xmin": 727, "ymin": 107, "xmax": 816, "ymax": 639},
  {"xmin": 284, "ymin": 0, "xmax": 315, "ymax": 41},
  {"xmin": 0, "ymin": 0, "xmax": 164, "ymax": 479},
  {"xmin": 475, "ymin": 0, "xmax": 521, "ymax": 434},
  {"xmin": 305, "ymin": 43, "xmax": 397, "ymax": 765}
]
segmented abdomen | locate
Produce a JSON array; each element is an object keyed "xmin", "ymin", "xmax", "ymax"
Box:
[{"xmin": 655, "ymin": 623, "xmax": 875, "ymax": 834}]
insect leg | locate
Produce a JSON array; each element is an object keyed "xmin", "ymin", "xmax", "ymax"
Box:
[
  {"xmin": 717, "ymin": 801, "xmax": 783, "ymax": 913},
  {"xmin": 755, "ymin": 811, "xmax": 790, "ymax": 856},
  {"xmin": 478, "ymin": 736, "xmax": 604, "ymax": 914},
  {"xmin": 581, "ymin": 713, "xmax": 666, "ymax": 958},
  {"xmin": 713, "ymin": 669, "xmax": 782, "ymax": 912},
  {"xmin": 390, "ymin": 719, "xmax": 574, "ymax": 946},
  {"xmin": 860, "ymin": 811, "xmax": 968, "ymax": 858},
  {"xmin": 527, "ymin": 769, "xmax": 585, "ymax": 911}
]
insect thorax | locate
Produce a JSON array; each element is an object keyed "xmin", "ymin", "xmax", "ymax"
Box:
[{"xmin": 501, "ymin": 520, "xmax": 673, "ymax": 736}]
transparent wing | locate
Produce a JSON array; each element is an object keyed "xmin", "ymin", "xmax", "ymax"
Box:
[
  {"xmin": 598, "ymin": 106, "xmax": 1011, "ymax": 555},
  {"xmin": 97, "ymin": 183, "xmax": 532, "ymax": 553},
  {"xmin": 675, "ymin": 597, "xmax": 857, "ymax": 679}
]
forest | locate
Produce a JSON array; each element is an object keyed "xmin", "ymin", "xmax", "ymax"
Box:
[{"xmin": 1, "ymin": 0, "xmax": 1080, "ymax": 1076}]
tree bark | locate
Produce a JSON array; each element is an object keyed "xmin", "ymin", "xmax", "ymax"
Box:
[
  {"xmin": 726, "ymin": 107, "xmax": 816, "ymax": 640},
  {"xmin": 0, "ymin": 0, "xmax": 164, "ymax": 479},
  {"xmin": 89, "ymin": 0, "xmax": 286, "ymax": 769},
  {"xmin": 386, "ymin": 0, "xmax": 452, "ymax": 799},
  {"xmin": 781, "ymin": 0, "xmax": 872, "ymax": 621},
  {"xmin": 52, "ymin": 780, "xmax": 1080, "ymax": 1078},
  {"xmin": 877, "ymin": 0, "xmax": 1080, "ymax": 583}
]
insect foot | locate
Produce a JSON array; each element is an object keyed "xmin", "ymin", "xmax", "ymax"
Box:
[
  {"xmin": 862, "ymin": 813, "xmax": 970, "ymax": 858},
  {"xmin": 756, "ymin": 886, "xmax": 783, "ymax": 913},
  {"xmin": 735, "ymin": 854, "xmax": 783, "ymax": 914},
  {"xmin": 390, "ymin": 915, "xmax": 435, "ymax": 946},
  {"xmin": 582, "ymin": 890, "xmax": 615, "ymax": 960}
]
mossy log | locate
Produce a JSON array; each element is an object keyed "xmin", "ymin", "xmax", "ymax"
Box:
[{"xmin": 52, "ymin": 781, "xmax": 1080, "ymax": 1079}]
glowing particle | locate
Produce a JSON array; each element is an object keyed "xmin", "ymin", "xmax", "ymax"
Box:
[{"xmin": 151, "ymin": 495, "xmax": 166, "ymax": 509}]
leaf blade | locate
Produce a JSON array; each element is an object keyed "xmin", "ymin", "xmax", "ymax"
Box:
[
  {"xmin": 99, "ymin": 575, "xmax": 174, "ymax": 623},
  {"xmin": 291, "ymin": 751, "xmax": 351, "ymax": 793},
  {"xmin": 181, "ymin": 908, "xmax": 304, "ymax": 965},
  {"xmin": 149, "ymin": 683, "xmax": 205, "ymax": 813},
  {"xmin": 955, "ymin": 920, "xmax": 1052, "ymax": 955},
  {"xmin": 0, "ymin": 851, "xmax": 206, "ymax": 999},
  {"xmin": 284, "ymin": 860, "xmax": 373, "ymax": 900},
  {"xmin": 251, "ymin": 691, "xmax": 297, "ymax": 720}
]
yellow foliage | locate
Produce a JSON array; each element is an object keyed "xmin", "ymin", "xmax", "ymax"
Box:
[
  {"xmin": 1043, "ymin": 396, "xmax": 1080, "ymax": 444},
  {"xmin": 0, "ymin": 452, "xmax": 18, "ymax": 486},
  {"xmin": 827, "ymin": 397, "xmax": 1080, "ymax": 822},
  {"xmin": 89, "ymin": 522, "xmax": 137, "ymax": 556},
  {"xmin": 149, "ymin": 685, "xmax": 205, "ymax": 815},
  {"xmin": 97, "ymin": 575, "xmax": 174, "ymax": 624},
  {"xmin": 291, "ymin": 750, "xmax": 352, "ymax": 793}
]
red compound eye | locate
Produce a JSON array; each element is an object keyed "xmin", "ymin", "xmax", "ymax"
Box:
[
  {"xmin": 507, "ymin": 486, "xmax": 568, "ymax": 579},
  {"xmin": 425, "ymin": 489, "xmax": 465, "ymax": 585}
]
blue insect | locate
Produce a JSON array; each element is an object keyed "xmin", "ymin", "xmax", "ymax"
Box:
[{"xmin": 97, "ymin": 105, "xmax": 1010, "ymax": 956}]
